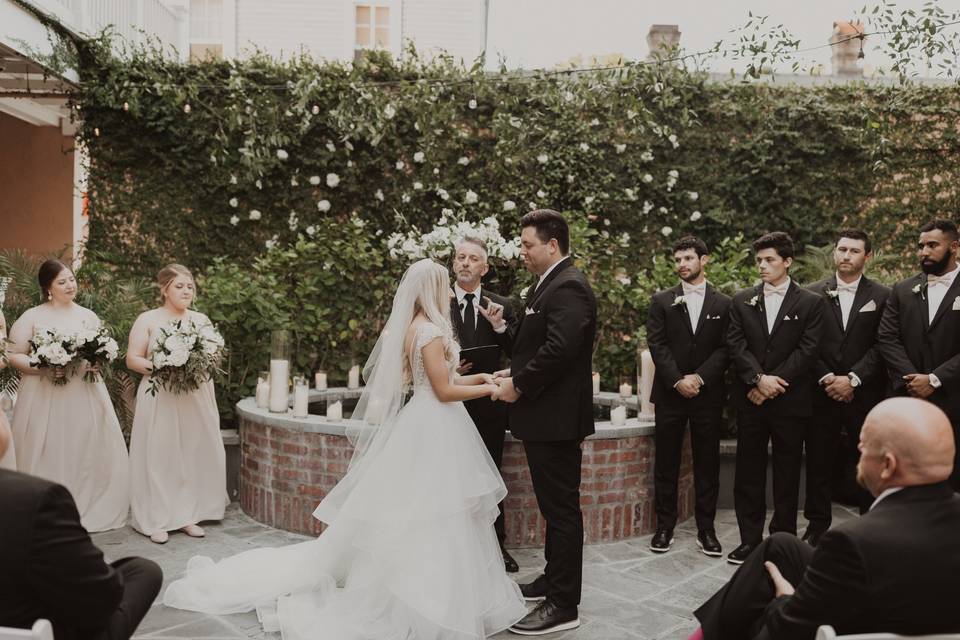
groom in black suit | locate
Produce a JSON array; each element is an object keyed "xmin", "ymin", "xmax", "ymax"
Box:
[
  {"xmin": 803, "ymin": 229, "xmax": 890, "ymax": 544},
  {"xmin": 449, "ymin": 236, "xmax": 519, "ymax": 573},
  {"xmin": 878, "ymin": 218, "xmax": 960, "ymax": 490},
  {"xmin": 726, "ymin": 232, "xmax": 825, "ymax": 565},
  {"xmin": 0, "ymin": 416, "xmax": 163, "ymax": 640},
  {"xmin": 496, "ymin": 210, "xmax": 597, "ymax": 636}
]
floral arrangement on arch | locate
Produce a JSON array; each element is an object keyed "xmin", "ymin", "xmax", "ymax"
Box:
[{"xmin": 385, "ymin": 212, "xmax": 522, "ymax": 264}]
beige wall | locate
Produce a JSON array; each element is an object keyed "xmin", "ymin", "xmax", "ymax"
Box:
[{"xmin": 0, "ymin": 111, "xmax": 75, "ymax": 257}]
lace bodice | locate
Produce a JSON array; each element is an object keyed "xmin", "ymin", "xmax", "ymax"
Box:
[{"xmin": 410, "ymin": 322, "xmax": 459, "ymax": 395}]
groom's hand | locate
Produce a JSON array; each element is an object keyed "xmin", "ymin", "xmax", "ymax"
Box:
[
  {"xmin": 497, "ymin": 377, "xmax": 521, "ymax": 403},
  {"xmin": 493, "ymin": 368, "xmax": 510, "ymax": 379}
]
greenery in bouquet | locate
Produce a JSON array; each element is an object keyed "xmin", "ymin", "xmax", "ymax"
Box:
[
  {"xmin": 27, "ymin": 326, "xmax": 77, "ymax": 386},
  {"xmin": 148, "ymin": 319, "xmax": 226, "ymax": 396},
  {"xmin": 73, "ymin": 323, "xmax": 120, "ymax": 383}
]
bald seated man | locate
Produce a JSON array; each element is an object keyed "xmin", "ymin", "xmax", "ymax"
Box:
[
  {"xmin": 690, "ymin": 397, "xmax": 960, "ymax": 640},
  {"xmin": 0, "ymin": 417, "xmax": 162, "ymax": 640}
]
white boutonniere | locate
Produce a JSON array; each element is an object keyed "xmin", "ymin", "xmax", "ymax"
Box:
[
  {"xmin": 825, "ymin": 289, "xmax": 839, "ymax": 299},
  {"xmin": 912, "ymin": 282, "xmax": 926, "ymax": 300},
  {"xmin": 746, "ymin": 295, "xmax": 759, "ymax": 307},
  {"xmin": 672, "ymin": 295, "xmax": 686, "ymax": 307},
  {"xmin": 520, "ymin": 286, "xmax": 530, "ymax": 298}
]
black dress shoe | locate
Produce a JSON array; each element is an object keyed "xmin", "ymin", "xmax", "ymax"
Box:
[
  {"xmin": 802, "ymin": 529, "xmax": 825, "ymax": 548},
  {"xmin": 509, "ymin": 599, "xmax": 580, "ymax": 635},
  {"xmin": 518, "ymin": 574, "xmax": 548, "ymax": 602},
  {"xmin": 727, "ymin": 542, "xmax": 756, "ymax": 565},
  {"xmin": 649, "ymin": 527, "xmax": 674, "ymax": 553},
  {"xmin": 697, "ymin": 530, "xmax": 723, "ymax": 557},
  {"xmin": 502, "ymin": 546, "xmax": 519, "ymax": 573}
]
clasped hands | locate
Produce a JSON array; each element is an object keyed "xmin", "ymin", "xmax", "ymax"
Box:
[
  {"xmin": 458, "ymin": 368, "xmax": 521, "ymax": 403},
  {"xmin": 903, "ymin": 373, "xmax": 936, "ymax": 399},
  {"xmin": 820, "ymin": 374, "xmax": 855, "ymax": 403},
  {"xmin": 747, "ymin": 374, "xmax": 789, "ymax": 406}
]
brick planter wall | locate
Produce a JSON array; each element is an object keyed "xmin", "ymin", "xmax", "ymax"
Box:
[{"xmin": 238, "ymin": 397, "xmax": 695, "ymax": 546}]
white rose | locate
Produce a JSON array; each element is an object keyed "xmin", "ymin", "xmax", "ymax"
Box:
[
  {"xmin": 413, "ymin": 181, "xmax": 423, "ymax": 190},
  {"xmin": 437, "ymin": 188, "xmax": 449, "ymax": 200},
  {"xmin": 468, "ymin": 99, "xmax": 477, "ymax": 109},
  {"xmin": 537, "ymin": 189, "xmax": 547, "ymax": 198},
  {"xmin": 326, "ymin": 173, "xmax": 340, "ymax": 188},
  {"xmin": 615, "ymin": 144, "xmax": 626, "ymax": 153},
  {"xmin": 384, "ymin": 104, "xmax": 396, "ymax": 119},
  {"xmin": 309, "ymin": 175, "xmax": 321, "ymax": 185},
  {"xmin": 668, "ymin": 134, "xmax": 679, "ymax": 148},
  {"xmin": 230, "ymin": 215, "xmax": 239, "ymax": 226},
  {"xmin": 641, "ymin": 151, "xmax": 654, "ymax": 162},
  {"xmin": 457, "ymin": 156, "xmax": 470, "ymax": 165},
  {"xmin": 317, "ymin": 199, "xmax": 331, "ymax": 212},
  {"xmin": 688, "ymin": 191, "xmax": 699, "ymax": 201},
  {"xmin": 375, "ymin": 189, "xmax": 385, "ymax": 201},
  {"xmin": 306, "ymin": 225, "xmax": 317, "ymax": 236},
  {"xmin": 290, "ymin": 176, "xmax": 299, "ymax": 186},
  {"xmin": 325, "ymin": 142, "xmax": 335, "ymax": 152},
  {"xmin": 537, "ymin": 154, "xmax": 549, "ymax": 164},
  {"xmin": 464, "ymin": 190, "xmax": 478, "ymax": 204},
  {"xmin": 584, "ymin": 195, "xmax": 595, "ymax": 205},
  {"xmin": 396, "ymin": 160, "xmax": 405, "ymax": 170},
  {"xmin": 668, "ymin": 169, "xmax": 680, "ymax": 178},
  {"xmin": 229, "ymin": 197, "xmax": 238, "ymax": 208},
  {"xmin": 643, "ymin": 174, "xmax": 653, "ymax": 183},
  {"xmin": 276, "ymin": 149, "xmax": 289, "ymax": 160},
  {"xmin": 167, "ymin": 347, "xmax": 190, "ymax": 367},
  {"xmin": 690, "ymin": 210, "xmax": 702, "ymax": 222},
  {"xmin": 249, "ymin": 209, "xmax": 262, "ymax": 220},
  {"xmin": 579, "ymin": 142, "xmax": 590, "ymax": 152},
  {"xmin": 413, "ymin": 151, "xmax": 425, "ymax": 163},
  {"xmin": 661, "ymin": 226, "xmax": 673, "ymax": 236},
  {"xmin": 503, "ymin": 200, "xmax": 516, "ymax": 211},
  {"xmin": 229, "ymin": 175, "xmax": 238, "ymax": 185}
]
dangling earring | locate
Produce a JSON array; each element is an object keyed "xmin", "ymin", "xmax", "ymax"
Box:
[{"xmin": 47, "ymin": 292, "xmax": 52, "ymax": 301}]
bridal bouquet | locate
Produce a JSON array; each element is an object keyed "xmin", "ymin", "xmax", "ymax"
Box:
[
  {"xmin": 148, "ymin": 319, "xmax": 225, "ymax": 396},
  {"xmin": 73, "ymin": 324, "xmax": 120, "ymax": 383},
  {"xmin": 27, "ymin": 326, "xmax": 77, "ymax": 386}
]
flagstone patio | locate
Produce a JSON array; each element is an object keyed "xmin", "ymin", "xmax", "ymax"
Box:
[{"xmin": 95, "ymin": 503, "xmax": 857, "ymax": 640}]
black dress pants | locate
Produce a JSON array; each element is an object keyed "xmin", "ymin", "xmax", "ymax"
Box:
[
  {"xmin": 694, "ymin": 532, "xmax": 813, "ymax": 640},
  {"xmin": 653, "ymin": 409, "xmax": 721, "ymax": 532},
  {"xmin": 523, "ymin": 439, "xmax": 584, "ymax": 609},
  {"xmin": 734, "ymin": 412, "xmax": 805, "ymax": 545},
  {"xmin": 80, "ymin": 557, "xmax": 163, "ymax": 640}
]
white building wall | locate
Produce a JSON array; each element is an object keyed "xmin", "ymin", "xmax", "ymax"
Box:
[
  {"xmin": 235, "ymin": 0, "xmax": 349, "ymax": 60},
  {"xmin": 402, "ymin": 0, "xmax": 484, "ymax": 63}
]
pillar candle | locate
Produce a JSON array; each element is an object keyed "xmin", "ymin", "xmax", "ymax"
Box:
[
  {"xmin": 292, "ymin": 380, "xmax": 309, "ymax": 418},
  {"xmin": 255, "ymin": 379, "xmax": 270, "ymax": 409},
  {"xmin": 592, "ymin": 371, "xmax": 600, "ymax": 395},
  {"xmin": 610, "ymin": 405, "xmax": 627, "ymax": 426},
  {"xmin": 315, "ymin": 371, "xmax": 328, "ymax": 391},
  {"xmin": 268, "ymin": 358, "xmax": 290, "ymax": 413},
  {"xmin": 347, "ymin": 365, "xmax": 360, "ymax": 390},
  {"xmin": 326, "ymin": 400, "xmax": 343, "ymax": 420},
  {"xmin": 639, "ymin": 349, "xmax": 656, "ymax": 416},
  {"xmin": 619, "ymin": 381, "xmax": 633, "ymax": 398}
]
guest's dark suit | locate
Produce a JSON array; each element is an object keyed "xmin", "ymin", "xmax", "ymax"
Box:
[
  {"xmin": 451, "ymin": 287, "xmax": 516, "ymax": 542},
  {"xmin": 0, "ymin": 469, "xmax": 162, "ymax": 640},
  {"xmin": 509, "ymin": 257, "xmax": 597, "ymax": 609},
  {"xmin": 878, "ymin": 272, "xmax": 960, "ymax": 488},
  {"xmin": 646, "ymin": 283, "xmax": 731, "ymax": 532},
  {"xmin": 695, "ymin": 482, "xmax": 960, "ymax": 640},
  {"xmin": 805, "ymin": 276, "xmax": 890, "ymax": 524},
  {"xmin": 727, "ymin": 281, "xmax": 825, "ymax": 544}
]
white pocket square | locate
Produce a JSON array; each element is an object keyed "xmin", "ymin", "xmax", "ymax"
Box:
[
  {"xmin": 783, "ymin": 314, "xmax": 792, "ymax": 321},
  {"xmin": 859, "ymin": 300, "xmax": 877, "ymax": 313},
  {"xmin": 952, "ymin": 296, "xmax": 960, "ymax": 311},
  {"xmin": 525, "ymin": 307, "xmax": 537, "ymax": 316}
]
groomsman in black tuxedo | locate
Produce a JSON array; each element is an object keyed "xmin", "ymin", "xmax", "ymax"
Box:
[
  {"xmin": 878, "ymin": 218, "xmax": 960, "ymax": 490},
  {"xmin": 449, "ymin": 236, "xmax": 519, "ymax": 573},
  {"xmin": 646, "ymin": 236, "xmax": 731, "ymax": 557},
  {"xmin": 726, "ymin": 232, "xmax": 826, "ymax": 565},
  {"xmin": 803, "ymin": 230, "xmax": 890, "ymax": 544},
  {"xmin": 0, "ymin": 416, "xmax": 162, "ymax": 640},
  {"xmin": 496, "ymin": 210, "xmax": 597, "ymax": 635}
]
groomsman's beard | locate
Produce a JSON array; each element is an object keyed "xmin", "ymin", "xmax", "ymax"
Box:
[
  {"xmin": 679, "ymin": 266, "xmax": 702, "ymax": 283},
  {"xmin": 921, "ymin": 251, "xmax": 954, "ymax": 275}
]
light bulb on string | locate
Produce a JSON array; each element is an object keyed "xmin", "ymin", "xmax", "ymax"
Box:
[
  {"xmin": 311, "ymin": 105, "xmax": 319, "ymax": 115},
  {"xmin": 93, "ymin": 127, "xmax": 100, "ymax": 137},
  {"xmin": 123, "ymin": 101, "xmax": 129, "ymax": 112},
  {"xmin": 183, "ymin": 103, "xmax": 192, "ymax": 114}
]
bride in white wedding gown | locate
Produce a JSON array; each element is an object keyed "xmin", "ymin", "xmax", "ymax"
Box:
[{"xmin": 163, "ymin": 259, "xmax": 527, "ymax": 639}]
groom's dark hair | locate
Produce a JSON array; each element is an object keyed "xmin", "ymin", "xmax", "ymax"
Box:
[
  {"xmin": 521, "ymin": 209, "xmax": 570, "ymax": 255},
  {"xmin": 673, "ymin": 236, "xmax": 708, "ymax": 257},
  {"xmin": 753, "ymin": 231, "xmax": 794, "ymax": 260}
]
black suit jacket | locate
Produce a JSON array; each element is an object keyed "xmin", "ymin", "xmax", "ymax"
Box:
[
  {"xmin": 807, "ymin": 276, "xmax": 890, "ymax": 411},
  {"xmin": 756, "ymin": 482, "xmax": 960, "ymax": 639},
  {"xmin": 727, "ymin": 281, "xmax": 826, "ymax": 417},
  {"xmin": 0, "ymin": 469, "xmax": 124, "ymax": 640},
  {"xmin": 878, "ymin": 272, "xmax": 960, "ymax": 422},
  {"xmin": 451, "ymin": 288, "xmax": 516, "ymax": 425},
  {"xmin": 508, "ymin": 258, "xmax": 597, "ymax": 441},
  {"xmin": 646, "ymin": 283, "xmax": 731, "ymax": 414}
]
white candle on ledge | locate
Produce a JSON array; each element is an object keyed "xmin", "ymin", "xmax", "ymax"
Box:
[
  {"xmin": 619, "ymin": 381, "xmax": 633, "ymax": 398},
  {"xmin": 293, "ymin": 378, "xmax": 309, "ymax": 418},
  {"xmin": 592, "ymin": 371, "xmax": 600, "ymax": 395},
  {"xmin": 326, "ymin": 400, "xmax": 343, "ymax": 420},
  {"xmin": 610, "ymin": 405, "xmax": 627, "ymax": 426},
  {"xmin": 255, "ymin": 377, "xmax": 270, "ymax": 409},
  {"xmin": 268, "ymin": 359, "xmax": 290, "ymax": 413},
  {"xmin": 347, "ymin": 365, "xmax": 361, "ymax": 390},
  {"xmin": 315, "ymin": 371, "xmax": 328, "ymax": 391}
]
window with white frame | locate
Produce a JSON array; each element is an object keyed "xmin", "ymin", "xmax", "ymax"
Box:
[{"xmin": 354, "ymin": 4, "xmax": 391, "ymax": 57}]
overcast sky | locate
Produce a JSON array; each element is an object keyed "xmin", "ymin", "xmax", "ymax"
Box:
[{"xmin": 485, "ymin": 0, "xmax": 959, "ymax": 76}]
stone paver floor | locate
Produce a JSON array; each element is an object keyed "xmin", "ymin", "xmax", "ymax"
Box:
[{"xmin": 94, "ymin": 503, "xmax": 857, "ymax": 640}]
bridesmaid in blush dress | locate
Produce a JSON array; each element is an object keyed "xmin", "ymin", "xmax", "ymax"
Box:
[
  {"xmin": 127, "ymin": 264, "xmax": 228, "ymax": 544},
  {"xmin": 6, "ymin": 259, "xmax": 129, "ymax": 531}
]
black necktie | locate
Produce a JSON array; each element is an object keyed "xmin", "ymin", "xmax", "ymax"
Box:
[{"xmin": 462, "ymin": 293, "xmax": 476, "ymax": 347}]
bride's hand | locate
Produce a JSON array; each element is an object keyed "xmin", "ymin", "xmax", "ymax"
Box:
[
  {"xmin": 478, "ymin": 373, "xmax": 496, "ymax": 385},
  {"xmin": 488, "ymin": 383, "xmax": 502, "ymax": 401}
]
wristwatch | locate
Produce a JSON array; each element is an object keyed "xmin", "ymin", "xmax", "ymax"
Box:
[
  {"xmin": 848, "ymin": 373, "xmax": 861, "ymax": 388},
  {"xmin": 750, "ymin": 373, "xmax": 762, "ymax": 385}
]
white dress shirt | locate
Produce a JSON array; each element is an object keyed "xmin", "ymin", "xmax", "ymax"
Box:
[
  {"xmin": 455, "ymin": 283, "xmax": 507, "ymax": 334},
  {"xmin": 763, "ymin": 278, "xmax": 791, "ymax": 333},
  {"xmin": 681, "ymin": 280, "xmax": 706, "ymax": 333},
  {"xmin": 534, "ymin": 256, "xmax": 570, "ymax": 292},
  {"xmin": 926, "ymin": 264, "xmax": 960, "ymax": 323},
  {"xmin": 836, "ymin": 273, "xmax": 862, "ymax": 330},
  {"xmin": 869, "ymin": 486, "xmax": 904, "ymax": 511}
]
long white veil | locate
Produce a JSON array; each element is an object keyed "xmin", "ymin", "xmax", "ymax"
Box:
[{"xmin": 312, "ymin": 258, "xmax": 453, "ymax": 523}]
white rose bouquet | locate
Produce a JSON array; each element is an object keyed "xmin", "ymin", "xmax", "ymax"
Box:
[
  {"xmin": 27, "ymin": 325, "xmax": 77, "ymax": 386},
  {"xmin": 148, "ymin": 319, "xmax": 225, "ymax": 396},
  {"xmin": 73, "ymin": 323, "xmax": 120, "ymax": 383}
]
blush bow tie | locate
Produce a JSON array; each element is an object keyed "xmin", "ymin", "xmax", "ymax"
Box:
[
  {"xmin": 763, "ymin": 282, "xmax": 789, "ymax": 297},
  {"xmin": 927, "ymin": 274, "xmax": 953, "ymax": 287},
  {"xmin": 681, "ymin": 282, "xmax": 706, "ymax": 296},
  {"xmin": 836, "ymin": 282, "xmax": 858, "ymax": 293}
]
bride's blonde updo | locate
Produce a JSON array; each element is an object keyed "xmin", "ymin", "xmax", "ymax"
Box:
[
  {"xmin": 157, "ymin": 263, "xmax": 195, "ymax": 302},
  {"xmin": 402, "ymin": 259, "xmax": 456, "ymax": 380}
]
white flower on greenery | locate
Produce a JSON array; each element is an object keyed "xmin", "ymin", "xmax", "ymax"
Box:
[
  {"xmin": 668, "ymin": 134, "xmax": 679, "ymax": 148},
  {"xmin": 326, "ymin": 173, "xmax": 340, "ymax": 188},
  {"xmin": 626, "ymin": 109, "xmax": 638, "ymax": 120},
  {"xmin": 661, "ymin": 226, "xmax": 673, "ymax": 236},
  {"xmin": 468, "ymin": 99, "xmax": 477, "ymax": 109},
  {"xmin": 384, "ymin": 104, "xmax": 396, "ymax": 119},
  {"xmin": 229, "ymin": 197, "xmax": 238, "ymax": 208},
  {"xmin": 584, "ymin": 195, "xmax": 595, "ymax": 205},
  {"xmin": 413, "ymin": 181, "xmax": 423, "ymax": 190},
  {"xmin": 347, "ymin": 160, "xmax": 353, "ymax": 167},
  {"xmin": 229, "ymin": 175, "xmax": 238, "ymax": 185},
  {"xmin": 567, "ymin": 174, "xmax": 575, "ymax": 184},
  {"xmin": 317, "ymin": 199, "xmax": 331, "ymax": 212},
  {"xmin": 249, "ymin": 209, "xmax": 262, "ymax": 221},
  {"xmin": 306, "ymin": 225, "xmax": 317, "ymax": 236},
  {"xmin": 590, "ymin": 118, "xmax": 600, "ymax": 126},
  {"xmin": 505, "ymin": 156, "xmax": 513, "ymax": 164},
  {"xmin": 345, "ymin": 140, "xmax": 354, "ymax": 152},
  {"xmin": 288, "ymin": 211, "xmax": 299, "ymax": 230},
  {"xmin": 537, "ymin": 154, "xmax": 549, "ymax": 164},
  {"xmin": 311, "ymin": 105, "xmax": 320, "ymax": 115},
  {"xmin": 326, "ymin": 142, "xmax": 336, "ymax": 153},
  {"xmin": 624, "ymin": 188, "xmax": 637, "ymax": 201},
  {"xmin": 688, "ymin": 191, "xmax": 699, "ymax": 201},
  {"xmin": 396, "ymin": 160, "xmax": 406, "ymax": 170},
  {"xmin": 265, "ymin": 236, "xmax": 278, "ymax": 250},
  {"xmin": 276, "ymin": 149, "xmax": 289, "ymax": 160},
  {"xmin": 255, "ymin": 179, "xmax": 263, "ymax": 190},
  {"xmin": 643, "ymin": 201, "xmax": 654, "ymax": 214},
  {"xmin": 579, "ymin": 142, "xmax": 590, "ymax": 152},
  {"xmin": 351, "ymin": 216, "xmax": 365, "ymax": 228},
  {"xmin": 433, "ymin": 168, "xmax": 439, "ymax": 175},
  {"xmin": 402, "ymin": 194, "xmax": 411, "ymax": 203},
  {"xmin": 464, "ymin": 190, "xmax": 478, "ymax": 204},
  {"xmin": 375, "ymin": 189, "xmax": 385, "ymax": 201},
  {"xmin": 509, "ymin": 116, "xmax": 522, "ymax": 129},
  {"xmin": 641, "ymin": 151, "xmax": 654, "ymax": 162},
  {"xmin": 414, "ymin": 122, "xmax": 420, "ymax": 131},
  {"xmin": 230, "ymin": 215, "xmax": 239, "ymax": 226},
  {"xmin": 440, "ymin": 208, "xmax": 454, "ymax": 219},
  {"xmin": 690, "ymin": 210, "xmax": 702, "ymax": 222},
  {"xmin": 643, "ymin": 174, "xmax": 654, "ymax": 183},
  {"xmin": 603, "ymin": 218, "xmax": 611, "ymax": 226},
  {"xmin": 653, "ymin": 82, "xmax": 664, "ymax": 93},
  {"xmin": 537, "ymin": 189, "xmax": 547, "ymax": 199},
  {"xmin": 528, "ymin": 202, "xmax": 537, "ymax": 210},
  {"xmin": 659, "ymin": 206, "xmax": 669, "ymax": 214},
  {"xmin": 309, "ymin": 175, "xmax": 321, "ymax": 185},
  {"xmin": 668, "ymin": 169, "xmax": 679, "ymax": 178},
  {"xmin": 290, "ymin": 176, "xmax": 299, "ymax": 186},
  {"xmin": 615, "ymin": 144, "xmax": 626, "ymax": 154},
  {"xmin": 563, "ymin": 90, "xmax": 575, "ymax": 102},
  {"xmin": 503, "ymin": 200, "xmax": 516, "ymax": 211},
  {"xmin": 413, "ymin": 151, "xmax": 425, "ymax": 163},
  {"xmin": 457, "ymin": 156, "xmax": 470, "ymax": 166},
  {"xmin": 437, "ymin": 188, "xmax": 450, "ymax": 200}
]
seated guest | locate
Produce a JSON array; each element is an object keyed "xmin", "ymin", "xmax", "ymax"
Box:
[
  {"xmin": 0, "ymin": 418, "xmax": 163, "ymax": 640},
  {"xmin": 691, "ymin": 397, "xmax": 960, "ymax": 640}
]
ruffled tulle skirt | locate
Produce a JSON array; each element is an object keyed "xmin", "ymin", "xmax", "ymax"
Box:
[{"xmin": 163, "ymin": 393, "xmax": 526, "ymax": 639}]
